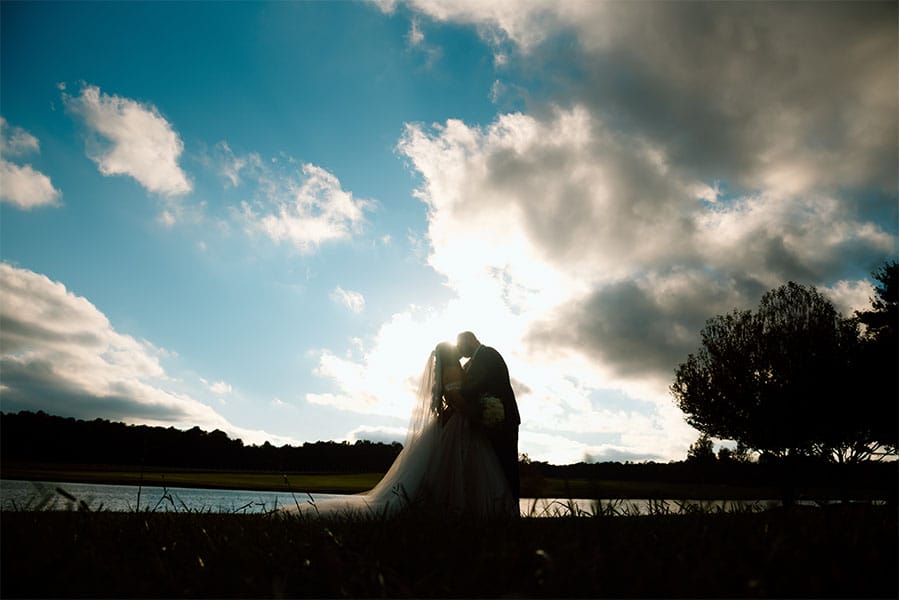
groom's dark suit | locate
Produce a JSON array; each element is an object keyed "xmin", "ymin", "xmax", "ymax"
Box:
[{"xmin": 460, "ymin": 345, "xmax": 521, "ymax": 501}]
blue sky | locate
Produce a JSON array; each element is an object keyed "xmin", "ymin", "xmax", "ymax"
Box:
[{"xmin": 2, "ymin": 1, "xmax": 896, "ymax": 464}]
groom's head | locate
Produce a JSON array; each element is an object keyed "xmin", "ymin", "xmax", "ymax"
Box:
[{"xmin": 456, "ymin": 331, "xmax": 480, "ymax": 358}]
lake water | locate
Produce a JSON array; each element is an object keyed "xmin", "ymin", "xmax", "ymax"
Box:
[{"xmin": 0, "ymin": 479, "xmax": 824, "ymax": 516}]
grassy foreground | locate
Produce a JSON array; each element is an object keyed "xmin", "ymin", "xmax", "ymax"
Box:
[{"xmin": 1, "ymin": 504, "xmax": 896, "ymax": 598}]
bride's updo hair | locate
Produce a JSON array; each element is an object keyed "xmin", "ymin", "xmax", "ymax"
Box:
[{"xmin": 434, "ymin": 341, "xmax": 458, "ymax": 364}]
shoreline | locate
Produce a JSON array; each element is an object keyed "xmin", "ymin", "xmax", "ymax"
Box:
[
  {"xmin": 0, "ymin": 466, "xmax": 382, "ymax": 495},
  {"xmin": 2, "ymin": 463, "xmax": 893, "ymax": 501}
]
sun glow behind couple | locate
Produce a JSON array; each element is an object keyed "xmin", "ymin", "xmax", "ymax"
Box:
[{"xmin": 287, "ymin": 332, "xmax": 520, "ymax": 518}]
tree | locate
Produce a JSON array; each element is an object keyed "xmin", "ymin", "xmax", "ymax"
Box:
[
  {"xmin": 856, "ymin": 261, "xmax": 897, "ymax": 341},
  {"xmin": 671, "ymin": 282, "xmax": 861, "ymax": 460},
  {"xmin": 852, "ymin": 261, "xmax": 898, "ymax": 458},
  {"xmin": 716, "ymin": 444, "xmax": 751, "ymax": 463},
  {"xmin": 686, "ymin": 434, "xmax": 716, "ymax": 463}
]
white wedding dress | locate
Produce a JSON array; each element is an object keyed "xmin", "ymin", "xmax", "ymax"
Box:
[{"xmin": 282, "ymin": 348, "xmax": 516, "ymax": 518}]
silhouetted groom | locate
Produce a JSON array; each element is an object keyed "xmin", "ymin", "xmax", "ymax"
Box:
[{"xmin": 456, "ymin": 331, "xmax": 521, "ymax": 502}]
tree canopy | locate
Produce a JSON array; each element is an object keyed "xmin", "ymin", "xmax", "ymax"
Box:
[
  {"xmin": 852, "ymin": 261, "xmax": 898, "ymax": 457},
  {"xmin": 671, "ymin": 274, "xmax": 894, "ymax": 462}
]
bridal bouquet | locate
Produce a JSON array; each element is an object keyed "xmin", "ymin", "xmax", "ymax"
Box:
[{"xmin": 479, "ymin": 395, "xmax": 505, "ymax": 428}]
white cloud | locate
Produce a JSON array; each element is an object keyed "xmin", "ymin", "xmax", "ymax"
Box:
[
  {"xmin": 234, "ymin": 157, "xmax": 374, "ymax": 254},
  {"xmin": 0, "ymin": 263, "xmax": 292, "ymax": 447},
  {"xmin": 344, "ymin": 424, "xmax": 407, "ymax": 445},
  {"xmin": 0, "ymin": 117, "xmax": 41, "ymax": 156},
  {"xmin": 402, "ymin": 0, "xmax": 560, "ymax": 53},
  {"xmin": 517, "ymin": 430, "xmax": 662, "ymax": 466},
  {"xmin": 822, "ymin": 279, "xmax": 876, "ymax": 317},
  {"xmin": 157, "ymin": 210, "xmax": 177, "ymax": 228},
  {"xmin": 407, "ymin": 18, "xmax": 425, "ymax": 47},
  {"xmin": 208, "ymin": 381, "xmax": 233, "ymax": 395},
  {"xmin": 0, "ymin": 160, "xmax": 62, "ymax": 210},
  {"xmin": 215, "ymin": 141, "xmax": 263, "ymax": 188},
  {"xmin": 0, "ymin": 118, "xmax": 61, "ymax": 209},
  {"xmin": 330, "ymin": 286, "xmax": 366, "ymax": 313},
  {"xmin": 372, "ymin": 0, "xmax": 398, "ymax": 14},
  {"xmin": 64, "ymin": 85, "xmax": 192, "ymax": 196},
  {"xmin": 401, "ymin": 16, "xmax": 442, "ymax": 68}
]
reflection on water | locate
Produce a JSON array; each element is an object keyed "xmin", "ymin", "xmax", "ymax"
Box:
[
  {"xmin": 0, "ymin": 479, "xmax": 868, "ymax": 516},
  {"xmin": 1, "ymin": 479, "xmax": 301, "ymax": 514}
]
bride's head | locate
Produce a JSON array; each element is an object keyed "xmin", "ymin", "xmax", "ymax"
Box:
[{"xmin": 434, "ymin": 341, "xmax": 459, "ymax": 365}]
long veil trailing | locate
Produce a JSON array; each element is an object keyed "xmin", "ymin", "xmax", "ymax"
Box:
[{"xmin": 283, "ymin": 350, "xmax": 442, "ymax": 517}]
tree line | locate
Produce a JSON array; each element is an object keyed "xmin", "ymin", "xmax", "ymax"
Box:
[
  {"xmin": 524, "ymin": 454, "xmax": 895, "ymax": 492},
  {"xmin": 0, "ymin": 410, "xmax": 402, "ymax": 473},
  {"xmin": 2, "ymin": 409, "xmax": 895, "ymax": 495}
]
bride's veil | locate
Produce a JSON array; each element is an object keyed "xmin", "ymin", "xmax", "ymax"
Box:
[
  {"xmin": 289, "ymin": 347, "xmax": 442, "ymax": 517},
  {"xmin": 365, "ymin": 348, "xmax": 442, "ymax": 501},
  {"xmin": 405, "ymin": 348, "xmax": 442, "ymax": 447}
]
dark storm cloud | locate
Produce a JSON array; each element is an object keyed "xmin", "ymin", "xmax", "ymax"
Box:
[
  {"xmin": 0, "ymin": 357, "xmax": 194, "ymax": 423},
  {"xmin": 565, "ymin": 2, "xmax": 898, "ymax": 194},
  {"xmin": 528, "ymin": 272, "xmax": 768, "ymax": 381},
  {"xmin": 0, "ymin": 311, "xmax": 107, "ymax": 354},
  {"xmin": 510, "ymin": 123, "xmax": 697, "ymax": 271},
  {"xmin": 0, "ymin": 263, "xmax": 233, "ymax": 431}
]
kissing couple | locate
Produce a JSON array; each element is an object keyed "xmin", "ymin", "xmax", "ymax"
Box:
[{"xmin": 285, "ymin": 331, "xmax": 521, "ymax": 518}]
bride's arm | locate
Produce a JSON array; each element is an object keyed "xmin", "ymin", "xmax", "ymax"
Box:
[{"xmin": 443, "ymin": 381, "xmax": 467, "ymax": 412}]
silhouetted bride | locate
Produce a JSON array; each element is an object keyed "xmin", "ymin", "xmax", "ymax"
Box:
[{"xmin": 283, "ymin": 342, "xmax": 516, "ymax": 518}]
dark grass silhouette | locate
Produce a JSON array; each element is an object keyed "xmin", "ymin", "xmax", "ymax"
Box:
[{"xmin": 2, "ymin": 498, "xmax": 895, "ymax": 598}]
